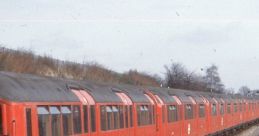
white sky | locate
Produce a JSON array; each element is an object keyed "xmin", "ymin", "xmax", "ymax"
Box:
[{"xmin": 0, "ymin": 0, "xmax": 259, "ymax": 90}]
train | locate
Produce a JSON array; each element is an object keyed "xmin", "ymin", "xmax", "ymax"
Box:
[{"xmin": 0, "ymin": 71, "xmax": 258, "ymax": 136}]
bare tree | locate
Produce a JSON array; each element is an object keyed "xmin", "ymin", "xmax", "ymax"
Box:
[
  {"xmin": 204, "ymin": 64, "xmax": 224, "ymax": 93},
  {"xmin": 238, "ymin": 86, "xmax": 250, "ymax": 96},
  {"xmin": 164, "ymin": 62, "xmax": 207, "ymax": 91},
  {"xmin": 164, "ymin": 62, "xmax": 188, "ymax": 89},
  {"xmin": 225, "ymin": 88, "xmax": 235, "ymax": 94}
]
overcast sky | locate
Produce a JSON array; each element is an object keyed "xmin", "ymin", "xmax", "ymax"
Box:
[{"xmin": 0, "ymin": 0, "xmax": 259, "ymax": 90}]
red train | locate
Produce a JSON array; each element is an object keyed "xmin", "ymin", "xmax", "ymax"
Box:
[{"xmin": 0, "ymin": 71, "xmax": 258, "ymax": 136}]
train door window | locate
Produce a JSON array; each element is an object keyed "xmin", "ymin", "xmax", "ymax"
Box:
[
  {"xmin": 72, "ymin": 106, "xmax": 82, "ymax": 134},
  {"xmin": 61, "ymin": 106, "xmax": 72, "ymax": 136},
  {"xmin": 211, "ymin": 104, "xmax": 217, "ymax": 116},
  {"xmin": 125, "ymin": 106, "xmax": 129, "ymax": 128},
  {"xmin": 173, "ymin": 105, "xmax": 178, "ymax": 122},
  {"xmin": 234, "ymin": 103, "xmax": 238, "ymax": 112},
  {"xmin": 220, "ymin": 104, "xmax": 224, "ymax": 115},
  {"xmin": 37, "ymin": 106, "xmax": 51, "ymax": 136},
  {"xmin": 227, "ymin": 104, "xmax": 231, "ymax": 113},
  {"xmin": 26, "ymin": 108, "xmax": 32, "ymax": 136},
  {"xmin": 50, "ymin": 106, "xmax": 61, "ymax": 136},
  {"xmin": 90, "ymin": 105, "xmax": 96, "ymax": 132},
  {"xmin": 239, "ymin": 103, "xmax": 242, "ymax": 112},
  {"xmin": 162, "ymin": 106, "xmax": 165, "ymax": 123},
  {"xmin": 149, "ymin": 105, "xmax": 154, "ymax": 124},
  {"xmin": 185, "ymin": 104, "xmax": 193, "ymax": 120},
  {"xmin": 100, "ymin": 106, "xmax": 107, "ymax": 131},
  {"xmin": 243, "ymin": 103, "xmax": 246, "ymax": 112},
  {"xmin": 112, "ymin": 106, "xmax": 119, "ymax": 129},
  {"xmin": 199, "ymin": 104, "xmax": 205, "ymax": 118},
  {"xmin": 129, "ymin": 106, "xmax": 133, "ymax": 127},
  {"xmin": 106, "ymin": 106, "xmax": 113, "ymax": 130},
  {"xmin": 83, "ymin": 106, "xmax": 88, "ymax": 133},
  {"xmin": 119, "ymin": 106, "xmax": 124, "ymax": 129},
  {"xmin": 168, "ymin": 105, "xmax": 178, "ymax": 122},
  {"xmin": 137, "ymin": 106, "xmax": 141, "ymax": 126},
  {"xmin": 137, "ymin": 105, "xmax": 152, "ymax": 126}
]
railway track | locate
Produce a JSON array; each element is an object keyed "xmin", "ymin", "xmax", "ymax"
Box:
[
  {"xmin": 234, "ymin": 125, "xmax": 259, "ymax": 136},
  {"xmin": 235, "ymin": 124, "xmax": 259, "ymax": 136}
]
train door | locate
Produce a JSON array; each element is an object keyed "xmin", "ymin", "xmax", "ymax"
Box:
[
  {"xmin": 25, "ymin": 107, "xmax": 33, "ymax": 136},
  {"xmin": 144, "ymin": 92, "xmax": 164, "ymax": 136},
  {"xmin": 0, "ymin": 104, "xmax": 7, "ymax": 136},
  {"xmin": 179, "ymin": 95, "xmax": 197, "ymax": 136},
  {"xmin": 116, "ymin": 92, "xmax": 133, "ymax": 136},
  {"xmin": 218, "ymin": 102, "xmax": 224, "ymax": 131},
  {"xmin": 196, "ymin": 97, "xmax": 207, "ymax": 136},
  {"xmin": 135, "ymin": 94, "xmax": 156, "ymax": 136},
  {"xmin": 168, "ymin": 96, "xmax": 182, "ymax": 136},
  {"xmin": 210, "ymin": 98, "xmax": 219, "ymax": 134},
  {"xmin": 72, "ymin": 89, "xmax": 96, "ymax": 136}
]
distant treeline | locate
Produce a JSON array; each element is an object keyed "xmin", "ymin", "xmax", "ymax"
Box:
[
  {"xmin": 0, "ymin": 47, "xmax": 160, "ymax": 87},
  {"xmin": 0, "ymin": 46, "xmax": 229, "ymax": 93}
]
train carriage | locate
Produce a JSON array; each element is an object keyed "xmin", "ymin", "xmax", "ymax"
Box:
[
  {"xmin": 114, "ymin": 85, "xmax": 156, "ymax": 136},
  {"xmin": 147, "ymin": 87, "xmax": 182, "ymax": 136},
  {"xmin": 190, "ymin": 93, "xmax": 207, "ymax": 136},
  {"xmin": 169, "ymin": 90, "xmax": 198, "ymax": 136},
  {"xmin": 0, "ymin": 71, "xmax": 259, "ymax": 136}
]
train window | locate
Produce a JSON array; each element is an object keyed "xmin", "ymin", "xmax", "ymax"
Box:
[
  {"xmin": 149, "ymin": 106, "xmax": 154, "ymax": 124},
  {"xmin": 211, "ymin": 104, "xmax": 217, "ymax": 116},
  {"xmin": 83, "ymin": 106, "xmax": 88, "ymax": 133},
  {"xmin": 106, "ymin": 106, "xmax": 113, "ymax": 130},
  {"xmin": 125, "ymin": 106, "xmax": 129, "ymax": 128},
  {"xmin": 61, "ymin": 106, "xmax": 72, "ymax": 136},
  {"xmin": 119, "ymin": 106, "xmax": 124, "ymax": 128},
  {"xmin": 129, "ymin": 106, "xmax": 133, "ymax": 127},
  {"xmin": 100, "ymin": 106, "xmax": 107, "ymax": 131},
  {"xmin": 37, "ymin": 106, "xmax": 51, "ymax": 136},
  {"xmin": 50, "ymin": 106, "xmax": 61, "ymax": 136},
  {"xmin": 162, "ymin": 106, "xmax": 165, "ymax": 123},
  {"xmin": 137, "ymin": 106, "xmax": 141, "ymax": 126},
  {"xmin": 100, "ymin": 105, "xmax": 125, "ymax": 131},
  {"xmin": 137, "ymin": 105, "xmax": 153, "ymax": 126},
  {"xmin": 239, "ymin": 103, "xmax": 242, "ymax": 112},
  {"xmin": 199, "ymin": 104, "xmax": 205, "ymax": 118},
  {"xmin": 243, "ymin": 103, "xmax": 246, "ymax": 111},
  {"xmin": 90, "ymin": 106, "xmax": 96, "ymax": 132},
  {"xmin": 234, "ymin": 103, "xmax": 238, "ymax": 112},
  {"xmin": 168, "ymin": 105, "xmax": 178, "ymax": 122},
  {"xmin": 185, "ymin": 104, "xmax": 193, "ymax": 120},
  {"xmin": 26, "ymin": 108, "xmax": 32, "ymax": 136},
  {"xmin": 227, "ymin": 104, "xmax": 231, "ymax": 113},
  {"xmin": 73, "ymin": 106, "xmax": 82, "ymax": 134},
  {"xmin": 220, "ymin": 104, "xmax": 224, "ymax": 115},
  {"xmin": 113, "ymin": 106, "xmax": 119, "ymax": 129}
]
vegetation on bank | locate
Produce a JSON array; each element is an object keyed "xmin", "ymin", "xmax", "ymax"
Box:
[{"xmin": 0, "ymin": 46, "xmax": 252, "ymax": 94}]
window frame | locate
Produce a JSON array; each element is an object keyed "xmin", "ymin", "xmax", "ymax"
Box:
[
  {"xmin": 137, "ymin": 104, "xmax": 154, "ymax": 126},
  {"xmin": 185, "ymin": 104, "xmax": 193, "ymax": 120},
  {"xmin": 61, "ymin": 105, "xmax": 73, "ymax": 136},
  {"xmin": 37, "ymin": 106, "xmax": 51, "ymax": 136},
  {"xmin": 100, "ymin": 104, "xmax": 125, "ymax": 131},
  {"xmin": 199, "ymin": 104, "xmax": 205, "ymax": 118},
  {"xmin": 167, "ymin": 105, "xmax": 178, "ymax": 122},
  {"xmin": 26, "ymin": 108, "xmax": 32, "ymax": 136},
  {"xmin": 72, "ymin": 105, "xmax": 82, "ymax": 134}
]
